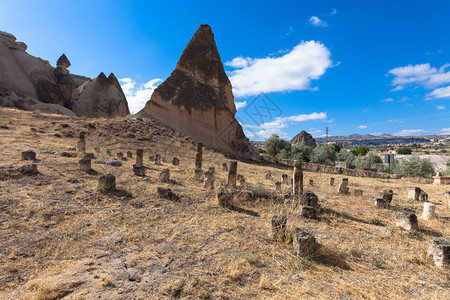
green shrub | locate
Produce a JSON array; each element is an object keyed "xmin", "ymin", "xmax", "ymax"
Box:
[
  {"xmin": 397, "ymin": 147, "xmax": 412, "ymax": 154},
  {"xmin": 311, "ymin": 144, "xmax": 336, "ymax": 165},
  {"xmin": 355, "ymin": 152, "xmax": 383, "ymax": 170},
  {"xmin": 391, "ymin": 156, "xmax": 435, "ymax": 177},
  {"xmin": 265, "ymin": 134, "xmax": 291, "ymax": 157},
  {"xmin": 351, "ymin": 146, "xmax": 370, "ymax": 156}
]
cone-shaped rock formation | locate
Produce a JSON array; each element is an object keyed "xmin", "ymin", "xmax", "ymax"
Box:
[{"xmin": 138, "ymin": 25, "xmax": 259, "ymax": 160}]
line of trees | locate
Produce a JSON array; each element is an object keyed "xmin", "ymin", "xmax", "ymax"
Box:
[{"xmin": 263, "ymin": 134, "xmax": 435, "ymax": 177}]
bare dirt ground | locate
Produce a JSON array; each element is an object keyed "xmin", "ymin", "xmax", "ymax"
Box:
[{"xmin": 0, "ymin": 108, "xmax": 449, "ymax": 299}]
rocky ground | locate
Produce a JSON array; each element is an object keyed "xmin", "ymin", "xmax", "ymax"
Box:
[{"xmin": 0, "ymin": 108, "xmax": 449, "ymax": 299}]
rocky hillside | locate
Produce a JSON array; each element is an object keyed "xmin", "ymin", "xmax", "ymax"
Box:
[
  {"xmin": 138, "ymin": 25, "xmax": 259, "ymax": 161},
  {"xmin": 0, "ymin": 30, "xmax": 129, "ymax": 118},
  {"xmin": 0, "ymin": 107, "xmax": 449, "ymax": 299}
]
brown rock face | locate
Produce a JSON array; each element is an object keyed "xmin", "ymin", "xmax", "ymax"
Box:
[
  {"xmin": 291, "ymin": 131, "xmax": 317, "ymax": 147},
  {"xmin": 70, "ymin": 72, "xmax": 130, "ymax": 118},
  {"xmin": 138, "ymin": 25, "xmax": 259, "ymax": 160}
]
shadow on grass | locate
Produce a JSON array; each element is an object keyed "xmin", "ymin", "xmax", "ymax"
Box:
[
  {"xmin": 229, "ymin": 206, "xmax": 259, "ymax": 217},
  {"xmin": 312, "ymin": 246, "xmax": 353, "ymax": 270},
  {"xmin": 320, "ymin": 207, "xmax": 372, "ymax": 225}
]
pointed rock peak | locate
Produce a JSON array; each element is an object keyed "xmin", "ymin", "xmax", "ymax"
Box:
[
  {"xmin": 176, "ymin": 24, "xmax": 228, "ymax": 85},
  {"xmin": 97, "ymin": 72, "xmax": 107, "ymax": 81},
  {"xmin": 107, "ymin": 73, "xmax": 121, "ymax": 88},
  {"xmin": 57, "ymin": 54, "xmax": 71, "ymax": 68}
]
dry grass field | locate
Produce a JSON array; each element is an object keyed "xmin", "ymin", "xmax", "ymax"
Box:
[{"xmin": 0, "ymin": 108, "xmax": 449, "ymax": 299}]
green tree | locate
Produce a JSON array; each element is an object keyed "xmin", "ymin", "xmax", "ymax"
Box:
[
  {"xmin": 351, "ymin": 146, "xmax": 370, "ymax": 156},
  {"xmin": 290, "ymin": 142, "xmax": 313, "ymax": 162},
  {"xmin": 264, "ymin": 134, "xmax": 291, "ymax": 157},
  {"xmin": 336, "ymin": 149, "xmax": 356, "ymax": 169},
  {"xmin": 355, "ymin": 152, "xmax": 383, "ymax": 170},
  {"xmin": 391, "ymin": 156, "xmax": 435, "ymax": 177},
  {"xmin": 311, "ymin": 144, "xmax": 336, "ymax": 165},
  {"xmin": 397, "ymin": 147, "xmax": 412, "ymax": 154}
]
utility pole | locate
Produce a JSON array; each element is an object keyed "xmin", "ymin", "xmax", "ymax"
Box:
[{"xmin": 325, "ymin": 127, "xmax": 329, "ymax": 164}]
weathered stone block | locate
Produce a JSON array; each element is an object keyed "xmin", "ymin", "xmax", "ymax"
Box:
[
  {"xmin": 300, "ymin": 191, "xmax": 319, "ymax": 208},
  {"xmin": 172, "ymin": 157, "xmax": 179, "ymax": 165},
  {"xmin": 270, "ymin": 214, "xmax": 287, "ymax": 242},
  {"xmin": 338, "ymin": 178, "xmax": 349, "ymax": 194},
  {"xmin": 395, "ymin": 211, "xmax": 418, "ymax": 231},
  {"xmin": 265, "ymin": 171, "xmax": 271, "ymax": 180},
  {"xmin": 407, "ymin": 187, "xmax": 422, "ymax": 201},
  {"xmin": 117, "ymin": 152, "xmax": 124, "ymax": 159},
  {"xmin": 309, "ymin": 179, "xmax": 314, "ymax": 186},
  {"xmin": 21, "ymin": 150, "xmax": 36, "ymax": 160},
  {"xmin": 421, "ymin": 202, "xmax": 436, "ymax": 220},
  {"xmin": 19, "ymin": 164, "xmax": 38, "ymax": 175},
  {"xmin": 299, "ymin": 205, "xmax": 316, "ymax": 218},
  {"xmin": 427, "ymin": 238, "xmax": 449, "ymax": 268},
  {"xmin": 281, "ymin": 174, "xmax": 289, "ymax": 185},
  {"xmin": 293, "ymin": 228, "xmax": 320, "ymax": 257},
  {"xmin": 329, "ymin": 177, "xmax": 334, "ymax": 186},
  {"xmin": 154, "ymin": 154, "xmax": 161, "ymax": 165},
  {"xmin": 203, "ymin": 176, "xmax": 215, "ymax": 189},
  {"xmin": 98, "ymin": 174, "xmax": 116, "ymax": 192},
  {"xmin": 126, "ymin": 151, "xmax": 133, "ymax": 158},
  {"xmin": 133, "ymin": 164, "xmax": 146, "ymax": 176},
  {"xmin": 218, "ymin": 191, "xmax": 233, "ymax": 208},
  {"xmin": 78, "ymin": 158, "xmax": 91, "ymax": 172},
  {"xmin": 159, "ymin": 169, "xmax": 170, "ymax": 182},
  {"xmin": 157, "ymin": 187, "xmax": 180, "ymax": 201},
  {"xmin": 222, "ymin": 162, "xmax": 228, "ymax": 171},
  {"xmin": 228, "ymin": 161, "xmax": 237, "ymax": 187},
  {"xmin": 369, "ymin": 197, "xmax": 386, "ymax": 209},
  {"xmin": 136, "ymin": 149, "xmax": 144, "ymax": 166},
  {"xmin": 275, "ymin": 181, "xmax": 281, "ymax": 191}
]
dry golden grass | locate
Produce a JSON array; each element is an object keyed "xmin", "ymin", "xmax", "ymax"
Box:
[{"xmin": 0, "ymin": 107, "xmax": 449, "ymax": 299}]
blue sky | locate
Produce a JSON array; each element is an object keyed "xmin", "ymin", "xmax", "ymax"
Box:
[{"xmin": 2, "ymin": 0, "xmax": 450, "ymax": 140}]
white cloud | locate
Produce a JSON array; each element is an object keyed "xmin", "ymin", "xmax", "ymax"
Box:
[
  {"xmin": 309, "ymin": 16, "xmax": 328, "ymax": 27},
  {"xmin": 243, "ymin": 112, "xmax": 327, "ymax": 140},
  {"xmin": 235, "ymin": 101, "xmax": 247, "ymax": 110},
  {"xmin": 226, "ymin": 41, "xmax": 332, "ymax": 98},
  {"xmin": 358, "ymin": 125, "xmax": 368, "ymax": 129},
  {"xmin": 426, "ymin": 86, "xmax": 450, "ymax": 100},
  {"xmin": 388, "ymin": 63, "xmax": 450, "ymax": 90},
  {"xmin": 331, "ymin": 8, "xmax": 337, "ymax": 15},
  {"xmin": 437, "ymin": 105, "xmax": 446, "ymax": 110},
  {"xmin": 381, "ymin": 97, "xmax": 394, "ymax": 102},
  {"xmin": 120, "ymin": 78, "xmax": 162, "ymax": 114},
  {"xmin": 439, "ymin": 128, "xmax": 450, "ymax": 135},
  {"xmin": 394, "ymin": 129, "xmax": 428, "ymax": 136}
]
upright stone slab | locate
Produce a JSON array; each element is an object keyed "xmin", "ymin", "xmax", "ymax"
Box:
[
  {"xmin": 126, "ymin": 151, "xmax": 133, "ymax": 158},
  {"xmin": 421, "ymin": 191, "xmax": 428, "ymax": 202},
  {"xmin": 427, "ymin": 238, "xmax": 450, "ymax": 268},
  {"xmin": 380, "ymin": 189, "xmax": 394, "ymax": 207},
  {"xmin": 204, "ymin": 167, "xmax": 215, "ymax": 189},
  {"xmin": 309, "ymin": 179, "xmax": 314, "ymax": 186},
  {"xmin": 300, "ymin": 191, "xmax": 319, "ymax": 207},
  {"xmin": 369, "ymin": 198, "xmax": 386, "ymax": 209},
  {"xmin": 78, "ymin": 158, "xmax": 91, "ymax": 172},
  {"xmin": 133, "ymin": 164, "xmax": 146, "ymax": 177},
  {"xmin": 408, "ymin": 187, "xmax": 422, "ymax": 201},
  {"xmin": 265, "ymin": 171, "xmax": 272, "ymax": 180},
  {"xmin": 172, "ymin": 157, "xmax": 179, "ymax": 165},
  {"xmin": 159, "ymin": 169, "xmax": 170, "ymax": 182},
  {"xmin": 270, "ymin": 214, "xmax": 287, "ymax": 242},
  {"xmin": 329, "ymin": 177, "xmax": 335, "ymax": 186},
  {"xmin": 421, "ymin": 202, "xmax": 436, "ymax": 220},
  {"xmin": 98, "ymin": 174, "xmax": 116, "ymax": 192},
  {"xmin": 154, "ymin": 154, "xmax": 161, "ymax": 165},
  {"xmin": 292, "ymin": 161, "xmax": 304, "ymax": 200},
  {"xmin": 19, "ymin": 164, "xmax": 38, "ymax": 175},
  {"xmin": 195, "ymin": 142, "xmax": 203, "ymax": 169},
  {"xmin": 281, "ymin": 174, "xmax": 289, "ymax": 185},
  {"xmin": 395, "ymin": 211, "xmax": 419, "ymax": 231},
  {"xmin": 228, "ymin": 161, "xmax": 237, "ymax": 188},
  {"xmin": 293, "ymin": 228, "xmax": 320, "ymax": 257},
  {"xmin": 117, "ymin": 152, "xmax": 124, "ymax": 159},
  {"xmin": 21, "ymin": 150, "xmax": 36, "ymax": 160},
  {"xmin": 222, "ymin": 162, "xmax": 228, "ymax": 172},
  {"xmin": 217, "ymin": 191, "xmax": 233, "ymax": 208},
  {"xmin": 136, "ymin": 149, "xmax": 144, "ymax": 166},
  {"xmin": 338, "ymin": 178, "xmax": 349, "ymax": 195},
  {"xmin": 275, "ymin": 181, "xmax": 281, "ymax": 191},
  {"xmin": 299, "ymin": 205, "xmax": 316, "ymax": 218}
]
